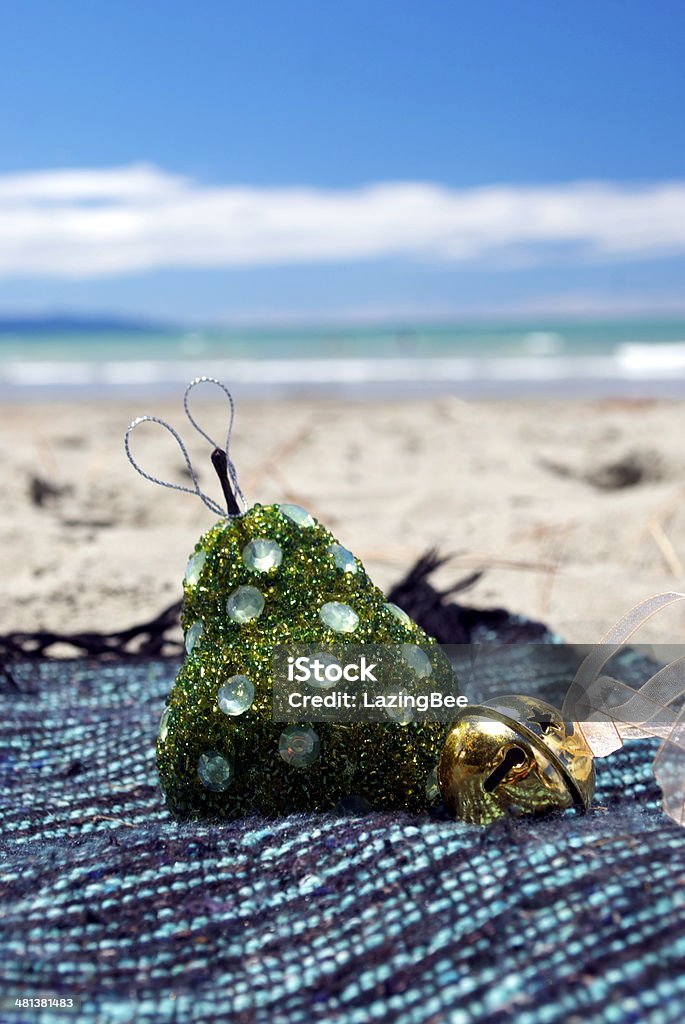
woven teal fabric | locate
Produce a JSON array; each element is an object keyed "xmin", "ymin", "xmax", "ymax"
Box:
[{"xmin": 1, "ymin": 654, "xmax": 684, "ymax": 1024}]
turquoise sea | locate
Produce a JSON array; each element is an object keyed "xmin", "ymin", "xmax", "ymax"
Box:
[{"xmin": 2, "ymin": 317, "xmax": 685, "ymax": 397}]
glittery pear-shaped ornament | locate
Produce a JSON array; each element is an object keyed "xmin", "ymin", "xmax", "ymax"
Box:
[{"xmin": 126, "ymin": 378, "xmax": 453, "ymax": 819}]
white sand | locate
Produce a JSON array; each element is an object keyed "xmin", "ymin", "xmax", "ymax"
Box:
[{"xmin": 3, "ymin": 395, "xmax": 685, "ymax": 644}]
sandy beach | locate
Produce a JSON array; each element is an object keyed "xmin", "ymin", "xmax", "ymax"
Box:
[{"xmin": 3, "ymin": 394, "xmax": 685, "ymax": 645}]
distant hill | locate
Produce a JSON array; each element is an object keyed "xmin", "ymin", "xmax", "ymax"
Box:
[{"xmin": 0, "ymin": 314, "xmax": 176, "ymax": 335}]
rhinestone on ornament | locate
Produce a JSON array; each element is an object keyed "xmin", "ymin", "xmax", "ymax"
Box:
[
  {"xmin": 306, "ymin": 652, "xmax": 341, "ymax": 689},
  {"xmin": 328, "ymin": 543, "xmax": 358, "ymax": 575},
  {"xmin": 227, "ymin": 585, "xmax": 265, "ymax": 624},
  {"xmin": 198, "ymin": 751, "xmax": 232, "ymax": 792},
  {"xmin": 217, "ymin": 675, "xmax": 255, "ymax": 716},
  {"xmin": 425, "ymin": 767, "xmax": 440, "ymax": 804},
  {"xmin": 184, "ymin": 549, "xmax": 207, "ymax": 587},
  {"xmin": 385, "ymin": 602, "xmax": 412, "ymax": 628},
  {"xmin": 158, "ymin": 707, "xmax": 170, "ymax": 743},
  {"xmin": 279, "ymin": 726, "xmax": 321, "ymax": 767},
  {"xmin": 185, "ymin": 620, "xmax": 204, "ymax": 654},
  {"xmin": 400, "ymin": 644, "xmax": 433, "ymax": 679},
  {"xmin": 385, "ymin": 688, "xmax": 414, "ymax": 725},
  {"xmin": 319, "ymin": 601, "xmax": 359, "ymax": 633},
  {"xmin": 280, "ymin": 503, "xmax": 315, "ymax": 528},
  {"xmin": 242, "ymin": 538, "xmax": 283, "ymax": 573}
]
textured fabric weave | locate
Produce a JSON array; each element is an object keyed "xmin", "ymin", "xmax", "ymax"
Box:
[{"xmin": 1, "ymin": 652, "xmax": 684, "ymax": 1024}]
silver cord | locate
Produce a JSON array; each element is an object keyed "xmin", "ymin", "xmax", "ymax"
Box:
[
  {"xmin": 183, "ymin": 376, "xmax": 246, "ymax": 509},
  {"xmin": 124, "ymin": 415, "xmax": 227, "ymax": 517},
  {"xmin": 124, "ymin": 378, "xmax": 246, "ymax": 517}
]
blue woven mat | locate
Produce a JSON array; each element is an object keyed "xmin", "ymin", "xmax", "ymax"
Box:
[{"xmin": 1, "ymin": 656, "xmax": 684, "ymax": 1024}]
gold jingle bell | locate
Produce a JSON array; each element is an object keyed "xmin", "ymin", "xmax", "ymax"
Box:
[{"xmin": 438, "ymin": 695, "xmax": 595, "ymax": 825}]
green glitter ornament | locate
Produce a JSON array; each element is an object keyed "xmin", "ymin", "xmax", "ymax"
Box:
[{"xmin": 125, "ymin": 378, "xmax": 455, "ymax": 819}]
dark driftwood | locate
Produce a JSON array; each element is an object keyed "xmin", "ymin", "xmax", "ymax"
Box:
[{"xmin": 0, "ymin": 600, "xmax": 184, "ymax": 665}]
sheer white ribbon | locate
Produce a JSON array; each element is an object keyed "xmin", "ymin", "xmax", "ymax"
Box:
[{"xmin": 562, "ymin": 592, "xmax": 685, "ymax": 824}]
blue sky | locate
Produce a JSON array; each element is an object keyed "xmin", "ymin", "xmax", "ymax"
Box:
[{"xmin": 0, "ymin": 0, "xmax": 683, "ymax": 322}]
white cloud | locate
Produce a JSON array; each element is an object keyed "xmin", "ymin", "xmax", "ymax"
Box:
[{"xmin": 0, "ymin": 163, "xmax": 684, "ymax": 278}]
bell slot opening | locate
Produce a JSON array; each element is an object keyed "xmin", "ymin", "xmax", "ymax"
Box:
[{"xmin": 483, "ymin": 744, "xmax": 528, "ymax": 793}]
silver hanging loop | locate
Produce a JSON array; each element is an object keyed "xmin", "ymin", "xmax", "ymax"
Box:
[
  {"xmin": 183, "ymin": 376, "xmax": 246, "ymax": 510},
  {"xmin": 124, "ymin": 377, "xmax": 247, "ymax": 517},
  {"xmin": 124, "ymin": 415, "xmax": 227, "ymax": 516}
]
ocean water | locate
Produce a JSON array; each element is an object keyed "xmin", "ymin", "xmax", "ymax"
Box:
[{"xmin": 2, "ymin": 318, "xmax": 685, "ymax": 397}]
